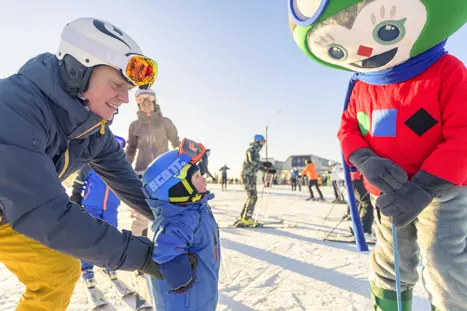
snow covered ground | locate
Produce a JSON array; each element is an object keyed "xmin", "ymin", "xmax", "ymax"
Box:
[{"xmin": 0, "ymin": 184, "xmax": 431, "ymax": 310}]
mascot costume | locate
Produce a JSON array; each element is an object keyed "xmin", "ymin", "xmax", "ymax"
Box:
[{"xmin": 288, "ymin": 1, "xmax": 466, "ymax": 310}]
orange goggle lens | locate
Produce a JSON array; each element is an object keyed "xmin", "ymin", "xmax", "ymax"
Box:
[
  {"xmin": 179, "ymin": 138, "xmax": 206, "ymax": 164},
  {"xmin": 125, "ymin": 56, "xmax": 158, "ymax": 87}
]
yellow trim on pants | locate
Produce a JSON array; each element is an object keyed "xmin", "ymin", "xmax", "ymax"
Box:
[{"xmin": 0, "ymin": 223, "xmax": 81, "ymax": 311}]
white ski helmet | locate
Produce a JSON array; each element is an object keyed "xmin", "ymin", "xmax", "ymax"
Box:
[{"xmin": 56, "ymin": 17, "xmax": 157, "ymax": 92}]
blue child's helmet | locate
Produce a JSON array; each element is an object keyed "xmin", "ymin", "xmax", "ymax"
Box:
[
  {"xmin": 114, "ymin": 135, "xmax": 126, "ymax": 149},
  {"xmin": 142, "ymin": 138, "xmax": 208, "ymax": 203},
  {"xmin": 254, "ymin": 134, "xmax": 265, "ymax": 142}
]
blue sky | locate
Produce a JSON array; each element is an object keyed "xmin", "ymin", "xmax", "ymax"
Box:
[{"xmin": 1, "ymin": 1, "xmax": 466, "ymax": 177}]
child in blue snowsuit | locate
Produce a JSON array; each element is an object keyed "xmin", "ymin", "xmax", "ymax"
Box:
[
  {"xmin": 141, "ymin": 138, "xmax": 220, "ymax": 311},
  {"xmin": 70, "ymin": 135, "xmax": 127, "ymax": 287}
]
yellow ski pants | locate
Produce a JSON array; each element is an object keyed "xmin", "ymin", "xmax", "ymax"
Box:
[{"xmin": 0, "ymin": 223, "xmax": 81, "ymax": 311}]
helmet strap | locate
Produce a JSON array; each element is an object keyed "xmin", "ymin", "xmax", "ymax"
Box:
[{"xmin": 58, "ymin": 55, "xmax": 93, "ymax": 98}]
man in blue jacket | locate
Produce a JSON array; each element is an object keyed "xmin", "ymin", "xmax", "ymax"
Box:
[{"xmin": 0, "ymin": 17, "xmax": 162, "ymax": 311}]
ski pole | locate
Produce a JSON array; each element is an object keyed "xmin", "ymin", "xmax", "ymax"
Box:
[
  {"xmin": 322, "ymin": 216, "xmax": 346, "ymax": 240},
  {"xmin": 253, "ymin": 171, "xmax": 268, "ymax": 225},
  {"xmin": 261, "ymin": 173, "xmax": 275, "ymax": 221},
  {"xmin": 392, "ymin": 218, "xmax": 402, "ymax": 311}
]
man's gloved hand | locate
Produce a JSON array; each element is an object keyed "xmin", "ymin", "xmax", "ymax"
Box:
[
  {"xmin": 262, "ymin": 161, "xmax": 273, "ymax": 169},
  {"xmin": 69, "ymin": 194, "xmax": 82, "ymax": 206},
  {"xmin": 376, "ymin": 170, "xmax": 453, "ymax": 228},
  {"xmin": 139, "ymin": 243, "xmax": 164, "ymax": 279},
  {"xmin": 349, "ymin": 148, "xmax": 408, "ymax": 193}
]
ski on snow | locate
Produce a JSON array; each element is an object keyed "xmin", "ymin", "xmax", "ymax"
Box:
[
  {"xmin": 324, "ymin": 227, "xmax": 376, "ymax": 245},
  {"xmin": 324, "ymin": 234, "xmax": 376, "ymax": 245},
  {"xmin": 83, "ymin": 282, "xmax": 109, "ymax": 310},
  {"xmin": 219, "ymin": 219, "xmax": 296, "ymax": 229},
  {"xmin": 100, "ymin": 269, "xmax": 153, "ymax": 310}
]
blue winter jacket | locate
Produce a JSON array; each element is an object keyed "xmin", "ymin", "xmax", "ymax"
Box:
[
  {"xmin": 72, "ymin": 165, "xmax": 121, "ymax": 209},
  {"xmin": 148, "ymin": 194, "xmax": 220, "ymax": 311},
  {"xmin": 291, "ymin": 170, "xmax": 300, "ymax": 179},
  {"xmin": 0, "ymin": 53, "xmax": 155, "ymax": 271}
]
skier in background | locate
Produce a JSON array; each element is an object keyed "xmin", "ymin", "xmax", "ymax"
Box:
[
  {"xmin": 300, "ymin": 159, "xmax": 324, "ymax": 201},
  {"xmin": 236, "ymin": 135, "xmax": 273, "ymax": 227},
  {"xmin": 126, "ymin": 88, "xmax": 180, "ymax": 237},
  {"xmin": 290, "ymin": 168, "xmax": 300, "ymax": 191},
  {"xmin": 199, "ymin": 149, "xmax": 217, "ymax": 182},
  {"xmin": 70, "ymin": 136, "xmax": 127, "ymax": 288},
  {"xmin": 219, "ymin": 164, "xmax": 230, "ymax": 191},
  {"xmin": 331, "ymin": 163, "xmax": 345, "ymax": 203}
]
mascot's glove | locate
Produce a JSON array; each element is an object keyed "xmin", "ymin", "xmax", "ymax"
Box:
[
  {"xmin": 349, "ymin": 148, "xmax": 408, "ymax": 193},
  {"xmin": 262, "ymin": 161, "xmax": 273, "ymax": 169},
  {"xmin": 376, "ymin": 170, "xmax": 453, "ymax": 228},
  {"xmin": 269, "ymin": 168, "xmax": 277, "ymax": 174},
  {"xmin": 159, "ymin": 252, "xmax": 198, "ymax": 294}
]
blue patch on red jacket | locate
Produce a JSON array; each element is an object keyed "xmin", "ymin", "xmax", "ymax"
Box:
[{"xmin": 372, "ymin": 109, "xmax": 397, "ymax": 137}]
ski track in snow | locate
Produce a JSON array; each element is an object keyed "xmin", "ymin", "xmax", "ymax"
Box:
[{"xmin": 0, "ymin": 184, "xmax": 432, "ymax": 310}]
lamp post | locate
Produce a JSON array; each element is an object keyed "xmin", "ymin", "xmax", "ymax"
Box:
[{"xmin": 265, "ymin": 110, "xmax": 282, "ymax": 162}]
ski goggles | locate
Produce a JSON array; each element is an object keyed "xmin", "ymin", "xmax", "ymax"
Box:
[
  {"xmin": 288, "ymin": 0, "xmax": 330, "ymax": 27},
  {"xmin": 136, "ymin": 93, "xmax": 156, "ymax": 104},
  {"xmin": 121, "ymin": 54, "xmax": 158, "ymax": 90},
  {"xmin": 60, "ymin": 26, "xmax": 158, "ymax": 90},
  {"xmin": 288, "ymin": 0, "xmax": 364, "ymax": 28},
  {"xmin": 179, "ymin": 138, "xmax": 207, "ymax": 165}
]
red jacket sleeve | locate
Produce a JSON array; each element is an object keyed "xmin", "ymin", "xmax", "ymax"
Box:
[
  {"xmin": 337, "ymin": 86, "xmax": 370, "ymax": 164},
  {"xmin": 420, "ymin": 56, "xmax": 467, "ymax": 185}
]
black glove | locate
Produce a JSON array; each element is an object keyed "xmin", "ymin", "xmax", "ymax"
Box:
[
  {"xmin": 262, "ymin": 161, "xmax": 273, "ymax": 169},
  {"xmin": 349, "ymin": 148, "xmax": 408, "ymax": 193},
  {"xmin": 269, "ymin": 168, "xmax": 277, "ymax": 174},
  {"xmin": 139, "ymin": 243, "xmax": 163, "ymax": 279},
  {"xmin": 376, "ymin": 170, "xmax": 452, "ymax": 227},
  {"xmin": 69, "ymin": 193, "xmax": 82, "ymax": 205}
]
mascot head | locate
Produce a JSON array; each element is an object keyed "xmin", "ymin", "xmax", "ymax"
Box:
[{"xmin": 288, "ymin": 0, "xmax": 467, "ymax": 73}]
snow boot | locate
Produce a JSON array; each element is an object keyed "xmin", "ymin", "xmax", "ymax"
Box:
[
  {"xmin": 371, "ymin": 282, "xmax": 412, "ymax": 311},
  {"xmin": 82, "ymin": 268, "xmax": 97, "ymax": 288},
  {"xmin": 103, "ymin": 267, "xmax": 117, "ymax": 280},
  {"xmin": 234, "ymin": 217, "xmax": 261, "ymax": 227}
]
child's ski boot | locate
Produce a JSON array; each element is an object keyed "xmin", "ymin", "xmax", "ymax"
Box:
[
  {"xmin": 103, "ymin": 267, "xmax": 117, "ymax": 280},
  {"xmin": 82, "ymin": 268, "xmax": 97, "ymax": 288}
]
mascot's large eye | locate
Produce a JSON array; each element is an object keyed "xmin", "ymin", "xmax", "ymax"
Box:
[
  {"xmin": 327, "ymin": 44, "xmax": 348, "ymax": 61},
  {"xmin": 373, "ymin": 18, "xmax": 407, "ymax": 45}
]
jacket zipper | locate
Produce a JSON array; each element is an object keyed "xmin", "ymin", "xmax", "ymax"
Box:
[
  {"xmin": 57, "ymin": 120, "xmax": 107, "ymax": 178},
  {"xmin": 213, "ymin": 232, "xmax": 219, "ymax": 261}
]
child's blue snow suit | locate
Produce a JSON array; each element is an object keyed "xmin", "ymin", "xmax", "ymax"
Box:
[
  {"xmin": 147, "ymin": 193, "xmax": 220, "ymax": 311},
  {"xmin": 71, "ymin": 164, "xmax": 120, "ymax": 271}
]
